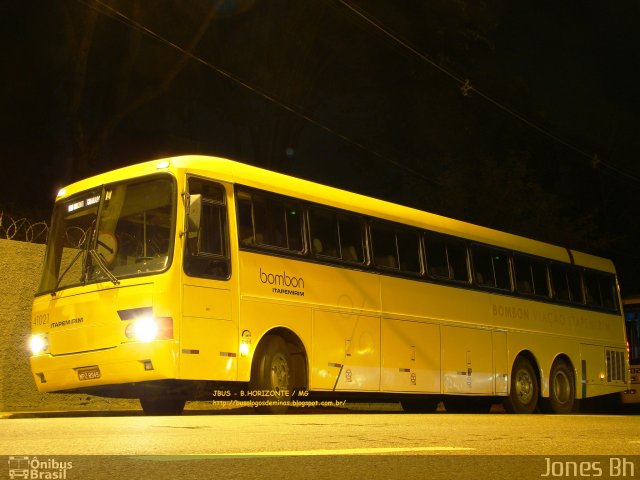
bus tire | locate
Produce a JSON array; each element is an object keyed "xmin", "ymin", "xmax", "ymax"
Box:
[
  {"xmin": 542, "ymin": 359, "xmax": 575, "ymax": 414},
  {"xmin": 250, "ymin": 335, "xmax": 293, "ymax": 414},
  {"xmin": 503, "ymin": 356, "xmax": 539, "ymax": 414},
  {"xmin": 140, "ymin": 395, "xmax": 186, "ymax": 416}
]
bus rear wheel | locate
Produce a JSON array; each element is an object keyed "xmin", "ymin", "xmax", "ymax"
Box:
[
  {"xmin": 250, "ymin": 335, "xmax": 293, "ymax": 414},
  {"xmin": 503, "ymin": 356, "xmax": 539, "ymax": 414},
  {"xmin": 541, "ymin": 359, "xmax": 575, "ymax": 414}
]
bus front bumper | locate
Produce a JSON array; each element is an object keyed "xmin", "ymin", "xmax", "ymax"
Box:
[{"xmin": 29, "ymin": 340, "xmax": 178, "ymax": 394}]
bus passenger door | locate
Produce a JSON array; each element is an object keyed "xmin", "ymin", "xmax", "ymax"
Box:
[{"xmin": 180, "ymin": 178, "xmax": 237, "ymax": 381}]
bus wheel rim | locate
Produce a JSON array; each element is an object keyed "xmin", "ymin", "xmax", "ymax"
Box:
[
  {"xmin": 553, "ymin": 370, "xmax": 571, "ymax": 404},
  {"xmin": 270, "ymin": 352, "xmax": 290, "ymax": 392},
  {"xmin": 516, "ymin": 369, "xmax": 533, "ymax": 404}
]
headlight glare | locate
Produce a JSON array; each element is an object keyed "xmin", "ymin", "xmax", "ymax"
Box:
[
  {"xmin": 127, "ymin": 316, "xmax": 158, "ymax": 342},
  {"xmin": 29, "ymin": 334, "xmax": 48, "ymax": 355},
  {"xmin": 125, "ymin": 316, "xmax": 173, "ymax": 342}
]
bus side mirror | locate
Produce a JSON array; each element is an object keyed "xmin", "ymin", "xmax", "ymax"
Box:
[{"xmin": 187, "ymin": 194, "xmax": 202, "ymax": 234}]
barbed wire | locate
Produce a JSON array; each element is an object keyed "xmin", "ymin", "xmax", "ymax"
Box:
[{"xmin": 0, "ymin": 211, "xmax": 49, "ymax": 243}]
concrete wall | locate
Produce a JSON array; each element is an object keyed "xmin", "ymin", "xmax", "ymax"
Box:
[{"xmin": 0, "ymin": 239, "xmax": 138, "ymax": 412}]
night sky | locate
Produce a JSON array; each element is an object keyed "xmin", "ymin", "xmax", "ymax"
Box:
[{"xmin": 2, "ymin": 0, "xmax": 640, "ymax": 293}]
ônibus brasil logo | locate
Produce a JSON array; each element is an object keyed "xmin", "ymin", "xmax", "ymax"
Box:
[
  {"xmin": 8, "ymin": 456, "xmax": 73, "ymax": 479},
  {"xmin": 259, "ymin": 268, "xmax": 305, "ymax": 297}
]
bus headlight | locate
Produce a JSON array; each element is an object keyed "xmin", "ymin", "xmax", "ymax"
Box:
[
  {"xmin": 29, "ymin": 334, "xmax": 48, "ymax": 355},
  {"xmin": 125, "ymin": 317, "xmax": 173, "ymax": 342}
]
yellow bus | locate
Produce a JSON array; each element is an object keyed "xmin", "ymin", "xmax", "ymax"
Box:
[
  {"xmin": 29, "ymin": 155, "xmax": 628, "ymax": 415},
  {"xmin": 622, "ymin": 295, "xmax": 640, "ymax": 405}
]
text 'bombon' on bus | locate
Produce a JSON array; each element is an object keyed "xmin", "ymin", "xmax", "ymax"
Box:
[
  {"xmin": 622, "ymin": 295, "xmax": 640, "ymax": 405},
  {"xmin": 29, "ymin": 156, "xmax": 629, "ymax": 415}
]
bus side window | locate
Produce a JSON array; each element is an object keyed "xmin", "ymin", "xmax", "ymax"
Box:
[
  {"xmin": 184, "ymin": 178, "xmax": 230, "ymax": 280},
  {"xmin": 309, "ymin": 208, "xmax": 365, "ymax": 264},
  {"xmin": 530, "ymin": 259, "xmax": 550, "ymax": 297},
  {"xmin": 514, "ymin": 254, "xmax": 550, "ymax": 297},
  {"xmin": 309, "ymin": 208, "xmax": 339, "ymax": 258},
  {"xmin": 285, "ymin": 206, "xmax": 303, "ymax": 251},
  {"xmin": 550, "ymin": 264, "xmax": 583, "ymax": 304},
  {"xmin": 447, "ymin": 240, "xmax": 469, "ymax": 282},
  {"xmin": 237, "ymin": 196, "xmax": 255, "ymax": 245},
  {"xmin": 371, "ymin": 222, "xmax": 421, "ymax": 274},
  {"xmin": 600, "ymin": 275, "xmax": 617, "ymax": 309},
  {"xmin": 584, "ymin": 270, "xmax": 617, "ymax": 309},
  {"xmin": 396, "ymin": 229, "xmax": 421, "ymax": 274},
  {"xmin": 238, "ymin": 190, "xmax": 303, "ymax": 253},
  {"xmin": 472, "ymin": 246, "xmax": 493, "ymax": 286},
  {"xmin": 567, "ymin": 268, "xmax": 583, "ymax": 304},
  {"xmin": 337, "ymin": 214, "xmax": 365, "ymax": 264},
  {"xmin": 514, "ymin": 255, "xmax": 533, "ymax": 294},
  {"xmin": 424, "ymin": 234, "xmax": 469, "ymax": 282},
  {"xmin": 425, "ymin": 236, "xmax": 449, "ymax": 278},
  {"xmin": 371, "ymin": 223, "xmax": 398, "ymax": 269},
  {"xmin": 550, "ymin": 264, "xmax": 570, "ymax": 302},
  {"xmin": 253, "ymin": 196, "xmax": 286, "ymax": 248},
  {"xmin": 471, "ymin": 245, "xmax": 511, "ymax": 290}
]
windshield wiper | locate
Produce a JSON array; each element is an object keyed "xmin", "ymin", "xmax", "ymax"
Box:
[
  {"xmin": 89, "ymin": 249, "xmax": 120, "ymax": 285},
  {"xmin": 52, "ymin": 248, "xmax": 86, "ymax": 296}
]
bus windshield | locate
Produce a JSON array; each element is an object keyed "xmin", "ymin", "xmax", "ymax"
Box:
[{"xmin": 38, "ymin": 176, "xmax": 175, "ymax": 294}]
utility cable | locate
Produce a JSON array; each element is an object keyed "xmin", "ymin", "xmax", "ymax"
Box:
[
  {"xmin": 337, "ymin": 0, "xmax": 640, "ymax": 185},
  {"xmin": 76, "ymin": 0, "xmax": 439, "ymax": 186}
]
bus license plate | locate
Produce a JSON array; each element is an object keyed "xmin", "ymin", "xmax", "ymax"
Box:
[{"xmin": 77, "ymin": 366, "xmax": 101, "ymax": 381}]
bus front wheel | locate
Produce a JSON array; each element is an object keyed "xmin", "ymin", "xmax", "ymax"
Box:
[
  {"xmin": 250, "ymin": 335, "xmax": 293, "ymax": 414},
  {"xmin": 504, "ymin": 356, "xmax": 539, "ymax": 414}
]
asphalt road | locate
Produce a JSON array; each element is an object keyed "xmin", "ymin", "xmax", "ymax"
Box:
[{"xmin": 2, "ymin": 409, "xmax": 639, "ymax": 479}]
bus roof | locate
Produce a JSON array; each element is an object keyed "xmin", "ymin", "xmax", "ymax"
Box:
[{"xmin": 56, "ymin": 155, "xmax": 617, "ymax": 273}]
